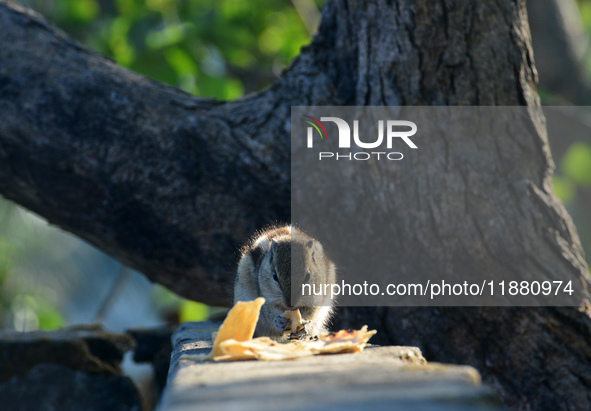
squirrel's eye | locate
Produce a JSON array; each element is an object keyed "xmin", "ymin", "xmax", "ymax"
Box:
[
  {"xmin": 272, "ymin": 270, "xmax": 279, "ymax": 282},
  {"xmin": 304, "ymin": 270, "xmax": 311, "ymax": 283}
]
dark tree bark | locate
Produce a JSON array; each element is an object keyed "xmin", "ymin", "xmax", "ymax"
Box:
[{"xmin": 0, "ymin": 0, "xmax": 590, "ymax": 409}]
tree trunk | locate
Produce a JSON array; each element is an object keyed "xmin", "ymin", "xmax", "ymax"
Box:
[{"xmin": 0, "ymin": 0, "xmax": 590, "ymax": 409}]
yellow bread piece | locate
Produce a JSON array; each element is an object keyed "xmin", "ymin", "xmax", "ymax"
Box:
[
  {"xmin": 281, "ymin": 309, "xmax": 305, "ymax": 334},
  {"xmin": 215, "ymin": 326, "xmax": 377, "ymax": 361},
  {"xmin": 211, "ymin": 297, "xmax": 265, "ymax": 358}
]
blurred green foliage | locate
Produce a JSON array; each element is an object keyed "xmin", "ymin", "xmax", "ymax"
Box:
[
  {"xmin": 0, "ymin": 237, "xmax": 14, "ymax": 316},
  {"xmin": 552, "ymin": 175, "xmax": 576, "ymax": 205},
  {"xmin": 179, "ymin": 299, "xmax": 209, "ymax": 322},
  {"xmin": 5, "ymin": 0, "xmax": 588, "ymax": 323},
  {"xmin": 10, "ymin": 293, "xmax": 65, "ymax": 331},
  {"xmin": 21, "ymin": 0, "xmax": 321, "ymax": 99},
  {"xmin": 554, "ymin": 138, "xmax": 591, "ymax": 271},
  {"xmin": 151, "ymin": 284, "xmax": 209, "ymax": 323},
  {"xmin": 562, "ymin": 142, "xmax": 591, "ymax": 187},
  {"xmin": 2, "ymin": 0, "xmax": 322, "ymax": 327},
  {"xmin": 545, "ymin": 1, "xmax": 591, "ymax": 270},
  {"xmin": 554, "ymin": 141, "xmax": 591, "ymax": 205},
  {"xmin": 0, "ymin": 205, "xmax": 65, "ymax": 331}
]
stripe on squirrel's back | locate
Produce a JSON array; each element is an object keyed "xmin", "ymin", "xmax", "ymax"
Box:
[
  {"xmin": 264, "ymin": 226, "xmax": 291, "ymax": 240},
  {"xmin": 250, "ymin": 246, "xmax": 263, "ymax": 272}
]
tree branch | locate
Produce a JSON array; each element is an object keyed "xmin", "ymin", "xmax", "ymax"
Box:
[{"xmin": 0, "ymin": 0, "xmax": 303, "ymax": 305}]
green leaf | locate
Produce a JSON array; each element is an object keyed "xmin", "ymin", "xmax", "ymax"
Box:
[
  {"xmin": 579, "ymin": 1, "xmax": 591, "ymax": 30},
  {"xmin": 220, "ymin": 0, "xmax": 250, "ymax": 19},
  {"xmin": 259, "ymin": 26, "xmax": 285, "ymax": 55},
  {"xmin": 152, "ymin": 284, "xmax": 181, "ymax": 309},
  {"xmin": 221, "ymin": 78, "xmax": 244, "ymax": 100},
  {"xmin": 38, "ymin": 307, "xmax": 65, "ymax": 331},
  {"xmin": 67, "ymin": 0, "xmax": 100, "ymax": 22},
  {"xmin": 227, "ymin": 49, "xmax": 255, "ymax": 68},
  {"xmin": 552, "ymin": 175, "xmax": 576, "ymax": 204},
  {"xmin": 198, "ymin": 76, "xmax": 244, "ymax": 100},
  {"xmin": 0, "ymin": 238, "xmax": 14, "ymax": 283},
  {"xmin": 562, "ymin": 142, "xmax": 591, "ymax": 187},
  {"xmin": 179, "ymin": 300, "xmax": 209, "ymax": 323},
  {"xmin": 146, "ymin": 0, "xmax": 174, "ymax": 13},
  {"xmin": 146, "ymin": 24, "xmax": 189, "ymax": 49},
  {"xmin": 108, "ymin": 17, "xmax": 136, "ymax": 66},
  {"xmin": 116, "ymin": 0, "xmax": 140, "ymax": 17},
  {"xmin": 11, "ymin": 294, "xmax": 64, "ymax": 331},
  {"xmin": 164, "ymin": 47, "xmax": 197, "ymax": 75}
]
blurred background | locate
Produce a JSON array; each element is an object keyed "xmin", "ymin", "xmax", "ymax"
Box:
[
  {"xmin": 0, "ymin": 0, "xmax": 323, "ymax": 333},
  {"xmin": 0, "ymin": 0, "xmax": 590, "ymax": 335}
]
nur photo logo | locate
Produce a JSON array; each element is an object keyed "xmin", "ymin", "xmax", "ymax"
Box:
[{"xmin": 303, "ymin": 115, "xmax": 418, "ymax": 161}]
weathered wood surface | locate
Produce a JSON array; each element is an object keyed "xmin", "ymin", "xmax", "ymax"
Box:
[
  {"xmin": 159, "ymin": 322, "xmax": 502, "ymax": 411},
  {"xmin": 0, "ymin": 325, "xmax": 141, "ymax": 411}
]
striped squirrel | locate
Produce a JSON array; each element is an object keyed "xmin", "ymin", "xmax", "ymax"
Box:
[{"xmin": 233, "ymin": 226, "xmax": 336, "ymax": 340}]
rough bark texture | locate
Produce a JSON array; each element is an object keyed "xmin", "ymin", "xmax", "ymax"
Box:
[{"xmin": 0, "ymin": 0, "xmax": 590, "ymax": 410}]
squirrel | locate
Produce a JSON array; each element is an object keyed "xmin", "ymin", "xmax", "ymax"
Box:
[{"xmin": 233, "ymin": 225, "xmax": 336, "ymax": 340}]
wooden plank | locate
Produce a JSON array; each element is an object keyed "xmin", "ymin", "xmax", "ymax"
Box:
[{"xmin": 160, "ymin": 322, "xmax": 502, "ymax": 411}]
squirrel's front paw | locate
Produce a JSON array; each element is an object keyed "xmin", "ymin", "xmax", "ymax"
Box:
[
  {"xmin": 288, "ymin": 325, "xmax": 317, "ymax": 341},
  {"xmin": 274, "ymin": 315, "xmax": 291, "ymax": 333}
]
